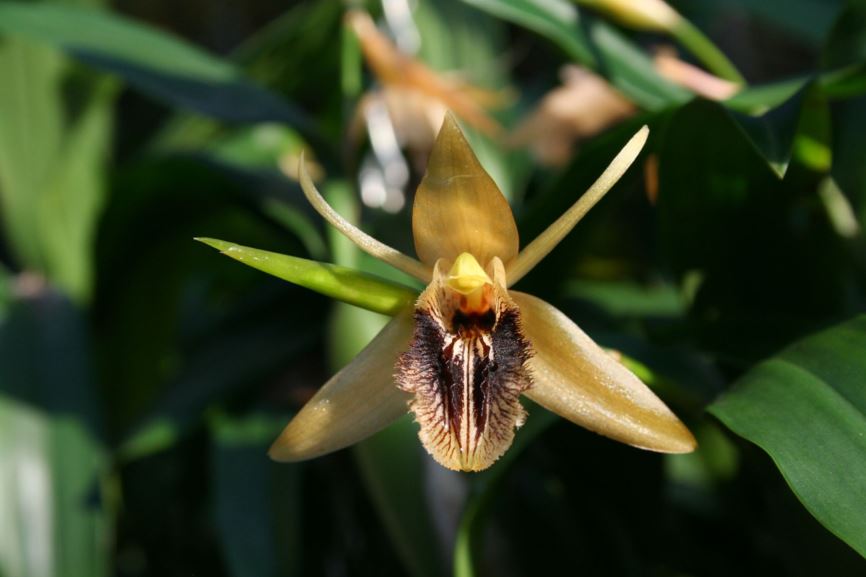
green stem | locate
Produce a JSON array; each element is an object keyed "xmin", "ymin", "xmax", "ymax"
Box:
[{"xmin": 673, "ymin": 19, "xmax": 746, "ymax": 86}]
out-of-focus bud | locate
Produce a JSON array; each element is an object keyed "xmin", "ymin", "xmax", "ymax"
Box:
[
  {"xmin": 654, "ymin": 47, "xmax": 739, "ymax": 101},
  {"xmin": 576, "ymin": 0, "xmax": 682, "ymax": 32},
  {"xmin": 346, "ymin": 10, "xmax": 507, "ymax": 141},
  {"xmin": 509, "ymin": 66, "xmax": 635, "ymax": 166}
]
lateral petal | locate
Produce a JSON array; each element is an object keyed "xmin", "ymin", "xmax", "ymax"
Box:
[
  {"xmin": 299, "ymin": 154, "xmax": 431, "ymax": 282},
  {"xmin": 269, "ymin": 309, "xmax": 414, "ymax": 462},
  {"xmin": 505, "ymin": 126, "xmax": 648, "ymax": 286},
  {"xmin": 512, "ymin": 292, "xmax": 696, "ymax": 453},
  {"xmin": 413, "ymin": 113, "xmax": 519, "ymax": 267}
]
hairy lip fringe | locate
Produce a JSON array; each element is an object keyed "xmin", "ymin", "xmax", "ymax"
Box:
[{"xmin": 397, "ymin": 257, "xmax": 532, "ymax": 471}]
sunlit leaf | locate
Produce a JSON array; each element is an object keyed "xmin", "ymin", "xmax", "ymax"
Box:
[
  {"xmin": 710, "ymin": 315, "xmax": 866, "ymax": 558},
  {"xmin": 0, "ymin": 286, "xmax": 111, "ymax": 577},
  {"xmin": 196, "ymin": 238, "xmax": 418, "ymax": 316},
  {"xmin": 0, "ymin": 36, "xmax": 112, "ymax": 302}
]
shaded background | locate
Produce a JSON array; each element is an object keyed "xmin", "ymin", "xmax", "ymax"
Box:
[{"xmin": 1, "ymin": 0, "xmax": 866, "ymax": 576}]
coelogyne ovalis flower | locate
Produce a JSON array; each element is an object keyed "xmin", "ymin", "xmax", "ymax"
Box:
[{"xmin": 261, "ymin": 114, "xmax": 695, "ymax": 471}]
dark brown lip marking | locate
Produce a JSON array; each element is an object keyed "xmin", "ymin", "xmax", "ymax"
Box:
[{"xmin": 396, "ymin": 286, "xmax": 532, "ymax": 471}]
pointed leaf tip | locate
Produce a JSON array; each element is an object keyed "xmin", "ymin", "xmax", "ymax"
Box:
[{"xmin": 195, "ymin": 237, "xmax": 232, "ymax": 252}]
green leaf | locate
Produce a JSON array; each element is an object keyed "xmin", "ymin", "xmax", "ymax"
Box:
[
  {"xmin": 0, "ymin": 38, "xmax": 62, "ymax": 275},
  {"xmin": 0, "ymin": 2, "xmax": 310, "ymax": 127},
  {"xmin": 196, "ymin": 238, "xmax": 418, "ymax": 316},
  {"xmin": 709, "ymin": 315, "xmax": 866, "ymax": 557},
  {"xmin": 0, "ymin": 286, "xmax": 111, "ymax": 577},
  {"xmin": 210, "ymin": 411, "xmax": 302, "ymax": 577},
  {"xmin": 0, "ymin": 35, "xmax": 113, "ymax": 302},
  {"xmin": 459, "ymin": 0, "xmax": 691, "ymax": 109},
  {"xmin": 726, "ymin": 76, "xmax": 810, "ymax": 112},
  {"xmin": 729, "ymin": 84, "xmax": 810, "ymax": 178}
]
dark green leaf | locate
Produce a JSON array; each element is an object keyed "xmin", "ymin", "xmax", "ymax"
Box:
[
  {"xmin": 0, "ymin": 2, "xmax": 311, "ymax": 128},
  {"xmin": 657, "ymin": 99, "xmax": 852, "ymax": 362},
  {"xmin": 729, "ymin": 84, "xmax": 810, "ymax": 177},
  {"xmin": 830, "ymin": 93, "xmax": 866, "ymax": 226},
  {"xmin": 210, "ymin": 411, "xmax": 302, "ymax": 577},
  {"xmin": 710, "ymin": 315, "xmax": 866, "ymax": 557}
]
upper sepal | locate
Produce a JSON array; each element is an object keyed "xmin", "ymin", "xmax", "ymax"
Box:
[{"xmin": 413, "ymin": 114, "xmax": 520, "ymax": 268}]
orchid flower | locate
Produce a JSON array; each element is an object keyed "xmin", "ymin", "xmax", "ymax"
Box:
[{"xmin": 204, "ymin": 114, "xmax": 696, "ymax": 471}]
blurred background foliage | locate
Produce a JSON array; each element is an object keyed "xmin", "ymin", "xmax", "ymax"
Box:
[{"xmin": 1, "ymin": 0, "xmax": 866, "ymax": 576}]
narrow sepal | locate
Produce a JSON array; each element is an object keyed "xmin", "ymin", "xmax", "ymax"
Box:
[{"xmin": 506, "ymin": 126, "xmax": 649, "ymax": 286}]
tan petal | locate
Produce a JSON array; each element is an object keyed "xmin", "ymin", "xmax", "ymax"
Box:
[
  {"xmin": 505, "ymin": 126, "xmax": 648, "ymax": 286},
  {"xmin": 269, "ymin": 309, "xmax": 414, "ymax": 462},
  {"xmin": 413, "ymin": 114, "xmax": 519, "ymax": 267},
  {"xmin": 298, "ymin": 153, "xmax": 431, "ymax": 282},
  {"xmin": 512, "ymin": 292, "xmax": 696, "ymax": 453}
]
